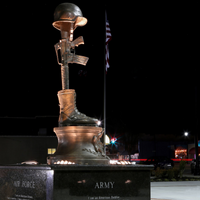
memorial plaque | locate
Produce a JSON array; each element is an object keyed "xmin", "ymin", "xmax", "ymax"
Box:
[
  {"xmin": 0, "ymin": 165, "xmax": 153, "ymax": 200},
  {"xmin": 53, "ymin": 165, "xmax": 152, "ymax": 200},
  {"xmin": 0, "ymin": 165, "xmax": 53, "ymax": 200}
]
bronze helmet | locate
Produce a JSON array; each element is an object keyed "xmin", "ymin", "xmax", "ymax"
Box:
[{"xmin": 53, "ymin": 3, "xmax": 87, "ymax": 31}]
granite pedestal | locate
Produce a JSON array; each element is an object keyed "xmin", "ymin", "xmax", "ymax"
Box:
[
  {"xmin": 0, "ymin": 164, "xmax": 153, "ymax": 200},
  {"xmin": 0, "ymin": 165, "xmax": 53, "ymax": 200}
]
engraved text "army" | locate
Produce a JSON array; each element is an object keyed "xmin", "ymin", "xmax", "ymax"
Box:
[{"xmin": 94, "ymin": 182, "xmax": 115, "ymax": 189}]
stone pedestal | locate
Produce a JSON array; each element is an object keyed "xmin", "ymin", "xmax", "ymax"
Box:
[
  {"xmin": 0, "ymin": 165, "xmax": 53, "ymax": 200},
  {"xmin": 47, "ymin": 126, "xmax": 109, "ymax": 165},
  {"xmin": 0, "ymin": 164, "xmax": 153, "ymax": 200},
  {"xmin": 52, "ymin": 165, "xmax": 153, "ymax": 200}
]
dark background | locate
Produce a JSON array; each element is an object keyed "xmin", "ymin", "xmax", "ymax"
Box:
[{"xmin": 0, "ymin": 1, "xmax": 199, "ymax": 136}]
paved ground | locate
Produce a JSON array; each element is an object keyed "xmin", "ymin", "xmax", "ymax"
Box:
[{"xmin": 151, "ymin": 181, "xmax": 200, "ymax": 200}]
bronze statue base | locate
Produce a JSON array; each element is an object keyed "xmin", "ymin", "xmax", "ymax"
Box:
[{"xmin": 47, "ymin": 126, "xmax": 110, "ymax": 165}]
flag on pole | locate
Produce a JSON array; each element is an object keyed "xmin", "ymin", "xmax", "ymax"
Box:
[{"xmin": 105, "ymin": 11, "xmax": 112, "ymax": 71}]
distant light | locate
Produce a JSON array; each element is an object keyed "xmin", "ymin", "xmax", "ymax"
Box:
[
  {"xmin": 111, "ymin": 137, "xmax": 117, "ymax": 144},
  {"xmin": 110, "ymin": 160, "xmax": 132, "ymax": 165},
  {"xmin": 184, "ymin": 132, "xmax": 189, "ymax": 137},
  {"xmin": 97, "ymin": 120, "xmax": 101, "ymax": 126},
  {"xmin": 105, "ymin": 135, "xmax": 110, "ymax": 145},
  {"xmin": 54, "ymin": 160, "xmax": 75, "ymax": 165}
]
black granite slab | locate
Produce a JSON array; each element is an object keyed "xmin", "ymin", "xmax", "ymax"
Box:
[
  {"xmin": 52, "ymin": 165, "xmax": 153, "ymax": 200},
  {"xmin": 0, "ymin": 165, "xmax": 53, "ymax": 200},
  {"xmin": 0, "ymin": 164, "xmax": 153, "ymax": 200}
]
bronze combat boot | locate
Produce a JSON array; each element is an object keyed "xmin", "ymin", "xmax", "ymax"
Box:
[{"xmin": 57, "ymin": 89, "xmax": 99, "ymax": 127}]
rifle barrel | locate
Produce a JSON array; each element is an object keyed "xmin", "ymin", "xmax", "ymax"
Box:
[{"xmin": 61, "ymin": 64, "xmax": 69, "ymax": 90}]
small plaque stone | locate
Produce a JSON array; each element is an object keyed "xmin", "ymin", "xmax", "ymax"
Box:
[{"xmin": 0, "ymin": 165, "xmax": 53, "ymax": 200}]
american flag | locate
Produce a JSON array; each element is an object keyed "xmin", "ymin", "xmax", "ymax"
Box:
[{"xmin": 105, "ymin": 11, "xmax": 112, "ymax": 71}]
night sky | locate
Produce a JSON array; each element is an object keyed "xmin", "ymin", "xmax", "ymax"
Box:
[{"xmin": 0, "ymin": 1, "xmax": 199, "ymax": 136}]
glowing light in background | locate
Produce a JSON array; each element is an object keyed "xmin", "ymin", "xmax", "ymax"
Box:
[
  {"xmin": 54, "ymin": 160, "xmax": 75, "ymax": 165},
  {"xmin": 184, "ymin": 132, "xmax": 189, "ymax": 136},
  {"xmin": 105, "ymin": 135, "xmax": 110, "ymax": 145},
  {"xmin": 110, "ymin": 160, "xmax": 135, "ymax": 165},
  {"xmin": 110, "ymin": 137, "xmax": 117, "ymax": 144}
]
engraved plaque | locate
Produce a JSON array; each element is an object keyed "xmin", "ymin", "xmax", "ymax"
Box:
[
  {"xmin": 53, "ymin": 165, "xmax": 152, "ymax": 200},
  {"xmin": 0, "ymin": 166, "xmax": 53, "ymax": 200}
]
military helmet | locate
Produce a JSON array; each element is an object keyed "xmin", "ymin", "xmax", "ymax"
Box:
[{"xmin": 53, "ymin": 3, "xmax": 87, "ymax": 31}]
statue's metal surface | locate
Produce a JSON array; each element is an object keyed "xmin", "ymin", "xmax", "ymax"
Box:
[
  {"xmin": 47, "ymin": 3, "xmax": 109, "ymax": 165},
  {"xmin": 53, "ymin": 3, "xmax": 98, "ymax": 127},
  {"xmin": 47, "ymin": 126, "xmax": 109, "ymax": 165},
  {"xmin": 57, "ymin": 89, "xmax": 98, "ymax": 126},
  {"xmin": 53, "ymin": 3, "xmax": 88, "ymax": 90},
  {"xmin": 54, "ymin": 36, "xmax": 88, "ymax": 90}
]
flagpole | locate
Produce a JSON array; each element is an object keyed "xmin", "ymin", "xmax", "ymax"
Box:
[{"xmin": 103, "ymin": 9, "xmax": 107, "ymax": 153}]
